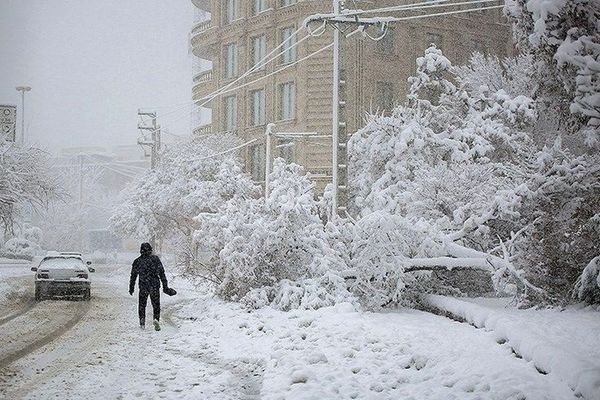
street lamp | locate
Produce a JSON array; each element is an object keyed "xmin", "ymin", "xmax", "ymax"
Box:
[{"xmin": 15, "ymin": 86, "xmax": 32, "ymax": 145}]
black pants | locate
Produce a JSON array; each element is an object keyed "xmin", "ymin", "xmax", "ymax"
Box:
[{"xmin": 138, "ymin": 288, "xmax": 160, "ymax": 324}]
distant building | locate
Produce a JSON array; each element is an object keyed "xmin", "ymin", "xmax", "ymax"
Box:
[{"xmin": 190, "ymin": 0, "xmax": 512, "ymax": 195}]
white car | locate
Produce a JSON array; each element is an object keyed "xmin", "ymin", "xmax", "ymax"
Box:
[{"xmin": 31, "ymin": 256, "xmax": 95, "ymax": 301}]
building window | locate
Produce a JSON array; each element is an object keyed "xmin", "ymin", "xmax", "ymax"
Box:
[
  {"xmin": 250, "ymin": 89, "xmax": 266, "ymax": 126},
  {"xmin": 280, "ymin": 0, "xmax": 296, "ymax": 6},
  {"xmin": 280, "ymin": 26, "xmax": 297, "ymax": 64},
  {"xmin": 253, "ymin": 0, "xmax": 268, "ymax": 15},
  {"xmin": 250, "ymin": 144, "xmax": 266, "ymax": 182},
  {"xmin": 224, "ymin": 43, "xmax": 238, "ymax": 78},
  {"xmin": 251, "ymin": 35, "xmax": 267, "ymax": 70},
  {"xmin": 224, "ymin": 0, "xmax": 240, "ymax": 24},
  {"xmin": 376, "ymin": 81, "xmax": 395, "ymax": 112},
  {"xmin": 426, "ymin": 32, "xmax": 443, "ymax": 50},
  {"xmin": 279, "ymin": 139, "xmax": 294, "ymax": 163},
  {"xmin": 279, "ymin": 81, "xmax": 296, "ymax": 120},
  {"xmin": 376, "ymin": 28, "xmax": 395, "ymax": 55},
  {"xmin": 224, "ymin": 95, "xmax": 237, "ymax": 132}
]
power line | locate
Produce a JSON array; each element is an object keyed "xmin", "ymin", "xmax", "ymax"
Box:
[
  {"xmin": 154, "ymin": 26, "xmax": 312, "ymax": 121},
  {"xmin": 311, "ymin": 4, "xmax": 504, "ymax": 26},
  {"xmin": 140, "ymin": 35, "xmax": 335, "ymax": 136}
]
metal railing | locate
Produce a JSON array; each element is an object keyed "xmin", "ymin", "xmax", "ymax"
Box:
[
  {"xmin": 191, "ymin": 19, "xmax": 213, "ymax": 36},
  {"xmin": 193, "ymin": 124, "xmax": 213, "ymax": 135},
  {"xmin": 193, "ymin": 69, "xmax": 213, "ymax": 84}
]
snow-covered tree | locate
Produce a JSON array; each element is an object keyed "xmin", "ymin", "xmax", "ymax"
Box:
[
  {"xmin": 513, "ymin": 140, "xmax": 600, "ymax": 304},
  {"xmin": 195, "ymin": 159, "xmax": 349, "ymax": 309},
  {"xmin": 503, "ymin": 0, "xmax": 600, "ymax": 304},
  {"xmin": 111, "ymin": 134, "xmax": 256, "ymax": 265},
  {"xmin": 505, "ymin": 0, "xmax": 600, "ymax": 146},
  {"xmin": 0, "ymin": 139, "xmax": 60, "ymax": 238},
  {"xmin": 35, "ymin": 161, "xmax": 113, "ymax": 252},
  {"xmin": 347, "ymin": 46, "xmax": 543, "ymax": 307}
]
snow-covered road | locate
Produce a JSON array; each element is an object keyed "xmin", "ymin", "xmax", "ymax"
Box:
[{"xmin": 0, "ymin": 262, "xmax": 584, "ymax": 399}]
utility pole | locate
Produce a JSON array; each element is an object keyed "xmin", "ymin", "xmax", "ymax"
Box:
[
  {"xmin": 306, "ymin": 1, "xmax": 390, "ymax": 217},
  {"xmin": 265, "ymin": 124, "xmax": 275, "ymax": 198},
  {"xmin": 331, "ymin": 0, "xmax": 342, "ymax": 217},
  {"xmin": 137, "ymin": 110, "xmax": 161, "ymax": 169},
  {"xmin": 78, "ymin": 154, "xmax": 84, "ymax": 208},
  {"xmin": 137, "ymin": 109, "xmax": 162, "ymax": 253},
  {"xmin": 15, "ymin": 86, "xmax": 31, "ymax": 145}
]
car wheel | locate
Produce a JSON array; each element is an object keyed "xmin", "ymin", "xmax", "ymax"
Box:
[
  {"xmin": 35, "ymin": 284, "xmax": 42, "ymax": 301},
  {"xmin": 83, "ymin": 288, "xmax": 91, "ymax": 301}
]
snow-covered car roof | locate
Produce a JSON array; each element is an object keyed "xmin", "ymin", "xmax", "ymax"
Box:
[{"xmin": 39, "ymin": 257, "xmax": 86, "ymax": 270}]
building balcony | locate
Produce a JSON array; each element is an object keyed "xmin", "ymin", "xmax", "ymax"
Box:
[
  {"xmin": 190, "ymin": 19, "xmax": 217, "ymax": 56},
  {"xmin": 192, "ymin": 69, "xmax": 217, "ymax": 107},
  {"xmin": 193, "ymin": 123, "xmax": 212, "ymax": 136},
  {"xmin": 191, "ymin": 0, "xmax": 210, "ymax": 12}
]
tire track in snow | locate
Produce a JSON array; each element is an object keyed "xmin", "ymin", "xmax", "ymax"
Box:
[
  {"xmin": 0, "ymin": 300, "xmax": 90, "ymax": 369},
  {"xmin": 0, "ymin": 276, "xmax": 35, "ymax": 325},
  {"xmin": 0, "ymin": 278, "xmax": 127, "ymax": 398},
  {"xmin": 0, "ymin": 300, "xmax": 36, "ymax": 326}
]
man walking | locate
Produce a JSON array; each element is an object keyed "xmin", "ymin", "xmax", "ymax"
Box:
[{"xmin": 129, "ymin": 242, "xmax": 169, "ymax": 331}]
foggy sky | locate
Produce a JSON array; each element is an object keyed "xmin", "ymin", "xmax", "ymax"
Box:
[{"xmin": 0, "ymin": 0, "xmax": 194, "ymax": 153}]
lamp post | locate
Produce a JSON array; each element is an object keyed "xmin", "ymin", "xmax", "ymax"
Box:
[{"xmin": 15, "ymin": 86, "xmax": 32, "ymax": 145}]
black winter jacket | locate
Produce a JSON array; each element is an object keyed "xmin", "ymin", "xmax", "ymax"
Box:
[{"xmin": 130, "ymin": 254, "xmax": 168, "ymax": 293}]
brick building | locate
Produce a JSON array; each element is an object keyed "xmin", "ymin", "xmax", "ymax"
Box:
[{"xmin": 190, "ymin": 0, "xmax": 512, "ymax": 199}]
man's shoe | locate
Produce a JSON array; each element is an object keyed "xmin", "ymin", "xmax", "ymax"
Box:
[
  {"xmin": 140, "ymin": 319, "xmax": 145, "ymax": 330},
  {"xmin": 153, "ymin": 319, "xmax": 161, "ymax": 331}
]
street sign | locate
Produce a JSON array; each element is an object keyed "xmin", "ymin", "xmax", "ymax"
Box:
[{"xmin": 0, "ymin": 104, "xmax": 17, "ymax": 142}]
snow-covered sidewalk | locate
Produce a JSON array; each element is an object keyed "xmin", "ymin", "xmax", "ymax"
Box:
[
  {"xmin": 166, "ymin": 295, "xmax": 576, "ymax": 400},
  {"xmin": 424, "ymin": 295, "xmax": 600, "ymax": 400}
]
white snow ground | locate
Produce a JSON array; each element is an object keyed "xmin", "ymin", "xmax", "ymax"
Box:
[
  {"xmin": 0, "ymin": 263, "xmax": 597, "ymax": 399},
  {"xmin": 425, "ymin": 295, "xmax": 600, "ymax": 400}
]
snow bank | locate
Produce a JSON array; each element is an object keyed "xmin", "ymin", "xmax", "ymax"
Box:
[{"xmin": 424, "ymin": 295, "xmax": 600, "ymax": 400}]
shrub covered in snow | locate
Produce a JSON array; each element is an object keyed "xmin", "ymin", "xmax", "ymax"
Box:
[
  {"xmin": 0, "ymin": 237, "xmax": 39, "ymax": 261},
  {"xmin": 195, "ymin": 159, "xmax": 349, "ymax": 307},
  {"xmin": 241, "ymin": 273, "xmax": 354, "ymax": 311},
  {"xmin": 575, "ymin": 257, "xmax": 600, "ymax": 304}
]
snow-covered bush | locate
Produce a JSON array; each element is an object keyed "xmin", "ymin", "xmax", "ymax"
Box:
[
  {"xmin": 21, "ymin": 224, "xmax": 42, "ymax": 245},
  {"xmin": 575, "ymin": 257, "xmax": 600, "ymax": 304},
  {"xmin": 0, "ymin": 237, "xmax": 39, "ymax": 261},
  {"xmin": 241, "ymin": 273, "xmax": 354, "ymax": 311},
  {"xmin": 195, "ymin": 159, "xmax": 349, "ymax": 307},
  {"xmin": 348, "ymin": 212, "xmax": 435, "ymax": 309}
]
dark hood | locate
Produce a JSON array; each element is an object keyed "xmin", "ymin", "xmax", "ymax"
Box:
[{"xmin": 140, "ymin": 242, "xmax": 153, "ymax": 256}]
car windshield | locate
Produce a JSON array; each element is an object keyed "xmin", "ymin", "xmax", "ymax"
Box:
[{"xmin": 39, "ymin": 257, "xmax": 85, "ymax": 270}]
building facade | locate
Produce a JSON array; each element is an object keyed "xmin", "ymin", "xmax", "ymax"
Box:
[{"xmin": 190, "ymin": 0, "xmax": 512, "ymax": 196}]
